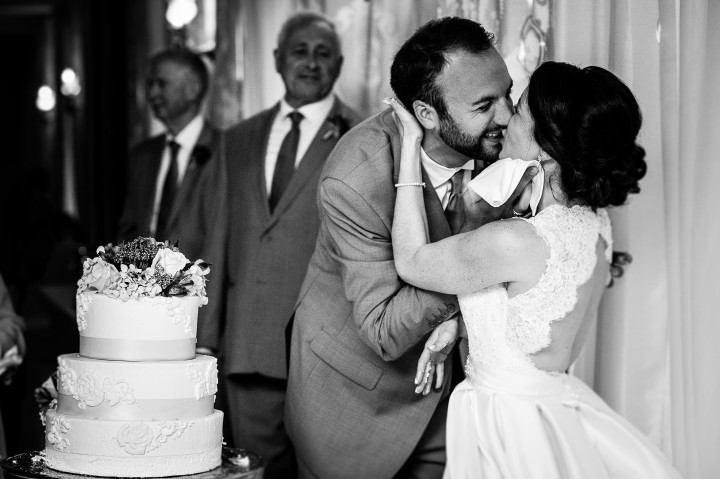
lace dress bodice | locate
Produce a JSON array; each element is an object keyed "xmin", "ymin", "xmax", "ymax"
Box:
[{"xmin": 460, "ymin": 205, "xmax": 612, "ymax": 377}]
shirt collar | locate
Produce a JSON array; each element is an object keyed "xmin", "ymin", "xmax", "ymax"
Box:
[
  {"xmin": 167, "ymin": 115, "xmax": 204, "ymax": 150},
  {"xmin": 420, "ymin": 147, "xmax": 475, "ymax": 188},
  {"xmin": 279, "ymin": 94, "xmax": 335, "ymax": 125}
]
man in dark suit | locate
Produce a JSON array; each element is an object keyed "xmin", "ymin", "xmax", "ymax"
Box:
[
  {"xmin": 118, "ymin": 48, "xmax": 220, "ymax": 262},
  {"xmin": 197, "ymin": 12, "xmax": 362, "ymax": 479},
  {"xmin": 285, "ymin": 18, "xmax": 529, "ymax": 478}
]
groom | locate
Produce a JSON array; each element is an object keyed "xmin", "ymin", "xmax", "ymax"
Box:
[{"xmin": 285, "ymin": 17, "xmax": 530, "ymax": 478}]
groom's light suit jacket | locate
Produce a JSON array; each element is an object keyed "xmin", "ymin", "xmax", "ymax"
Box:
[{"xmin": 286, "ymin": 109, "xmax": 464, "ymax": 478}]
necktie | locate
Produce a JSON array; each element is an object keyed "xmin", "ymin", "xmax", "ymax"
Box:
[
  {"xmin": 156, "ymin": 139, "xmax": 180, "ymax": 239},
  {"xmin": 269, "ymin": 111, "xmax": 304, "ymax": 212},
  {"xmin": 445, "ymin": 170, "xmax": 465, "ymax": 234}
]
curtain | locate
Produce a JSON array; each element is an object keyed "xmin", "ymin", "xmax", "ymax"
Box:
[
  {"xmin": 662, "ymin": 1, "xmax": 720, "ymax": 477},
  {"xmin": 210, "ymin": 0, "xmax": 438, "ymax": 122},
  {"xmin": 330, "ymin": 0, "xmax": 432, "ymax": 117},
  {"xmin": 553, "ymin": 1, "xmax": 720, "ymax": 477},
  {"xmin": 553, "ymin": 0, "xmax": 672, "ymax": 442}
]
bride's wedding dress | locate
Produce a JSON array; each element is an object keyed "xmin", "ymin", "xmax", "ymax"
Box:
[{"xmin": 445, "ymin": 205, "xmax": 681, "ymax": 478}]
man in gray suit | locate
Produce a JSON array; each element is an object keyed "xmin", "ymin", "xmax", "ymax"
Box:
[
  {"xmin": 118, "ymin": 48, "xmax": 220, "ymax": 262},
  {"xmin": 286, "ymin": 17, "xmax": 528, "ymax": 478},
  {"xmin": 197, "ymin": 12, "xmax": 362, "ymax": 479}
]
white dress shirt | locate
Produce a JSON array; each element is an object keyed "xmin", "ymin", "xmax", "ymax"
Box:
[
  {"xmin": 420, "ymin": 148, "xmax": 475, "ymax": 209},
  {"xmin": 264, "ymin": 94, "xmax": 335, "ymax": 196},
  {"xmin": 150, "ymin": 115, "xmax": 205, "ymax": 235}
]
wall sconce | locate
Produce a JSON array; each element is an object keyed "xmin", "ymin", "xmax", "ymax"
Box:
[
  {"xmin": 517, "ymin": 15, "xmax": 547, "ymax": 74},
  {"xmin": 60, "ymin": 68, "xmax": 82, "ymax": 97},
  {"xmin": 517, "ymin": 0, "xmax": 550, "ymax": 75},
  {"xmin": 166, "ymin": 0, "xmax": 198, "ymax": 29},
  {"xmin": 36, "ymin": 85, "xmax": 56, "ymax": 112}
]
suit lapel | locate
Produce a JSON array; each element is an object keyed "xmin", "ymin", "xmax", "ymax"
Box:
[{"xmin": 164, "ymin": 123, "xmax": 218, "ymax": 232}]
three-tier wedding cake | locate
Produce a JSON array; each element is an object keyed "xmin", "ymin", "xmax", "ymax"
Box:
[{"xmin": 43, "ymin": 238, "xmax": 223, "ymax": 477}]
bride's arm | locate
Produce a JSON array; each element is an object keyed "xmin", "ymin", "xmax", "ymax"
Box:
[{"xmin": 389, "ymin": 99, "xmax": 535, "ymax": 296}]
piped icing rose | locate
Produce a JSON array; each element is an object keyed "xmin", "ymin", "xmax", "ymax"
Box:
[
  {"xmin": 117, "ymin": 422, "xmax": 153, "ymax": 455},
  {"xmin": 75, "ymin": 372, "xmax": 105, "ymax": 408}
]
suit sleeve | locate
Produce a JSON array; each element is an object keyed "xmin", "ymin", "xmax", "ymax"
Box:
[
  {"xmin": 320, "ymin": 177, "xmax": 460, "ymax": 361},
  {"xmin": 196, "ymin": 135, "xmax": 229, "ymax": 352},
  {"xmin": 0, "ymin": 275, "xmax": 25, "ymax": 358}
]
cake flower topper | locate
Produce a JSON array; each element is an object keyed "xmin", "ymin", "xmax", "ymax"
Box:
[{"xmin": 77, "ymin": 237, "xmax": 210, "ymax": 302}]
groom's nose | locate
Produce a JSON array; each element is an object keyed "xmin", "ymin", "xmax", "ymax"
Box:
[{"xmin": 495, "ymin": 97, "xmax": 514, "ymax": 128}]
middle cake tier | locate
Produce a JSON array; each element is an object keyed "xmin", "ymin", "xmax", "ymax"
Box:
[{"xmin": 56, "ymin": 354, "xmax": 218, "ymax": 421}]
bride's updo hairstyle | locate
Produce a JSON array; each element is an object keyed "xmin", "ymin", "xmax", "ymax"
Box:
[{"xmin": 527, "ymin": 62, "xmax": 647, "ymax": 209}]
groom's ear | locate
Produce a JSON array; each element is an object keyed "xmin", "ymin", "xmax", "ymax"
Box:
[{"xmin": 412, "ymin": 100, "xmax": 439, "ymax": 131}]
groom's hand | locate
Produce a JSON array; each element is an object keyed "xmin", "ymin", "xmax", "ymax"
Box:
[
  {"xmin": 414, "ymin": 319, "xmax": 458, "ymax": 395},
  {"xmin": 460, "ymin": 166, "xmax": 538, "ymax": 231}
]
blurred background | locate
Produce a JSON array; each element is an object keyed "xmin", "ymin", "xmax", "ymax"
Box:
[{"xmin": 0, "ymin": 0, "xmax": 716, "ymax": 477}]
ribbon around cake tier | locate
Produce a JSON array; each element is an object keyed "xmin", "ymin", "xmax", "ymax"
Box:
[
  {"xmin": 57, "ymin": 393, "xmax": 214, "ymax": 420},
  {"xmin": 79, "ymin": 337, "xmax": 196, "ymax": 361}
]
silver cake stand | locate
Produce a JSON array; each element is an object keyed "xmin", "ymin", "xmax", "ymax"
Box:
[{"xmin": 0, "ymin": 447, "xmax": 264, "ymax": 479}]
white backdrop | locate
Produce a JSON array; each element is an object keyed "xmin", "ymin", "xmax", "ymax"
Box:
[{"xmin": 554, "ymin": 1, "xmax": 720, "ymax": 477}]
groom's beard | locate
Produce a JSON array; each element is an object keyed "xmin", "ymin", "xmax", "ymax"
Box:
[{"xmin": 438, "ymin": 112, "xmax": 502, "ymax": 165}]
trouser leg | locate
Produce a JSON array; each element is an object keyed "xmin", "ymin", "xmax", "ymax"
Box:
[{"xmin": 225, "ymin": 373, "xmax": 298, "ymax": 479}]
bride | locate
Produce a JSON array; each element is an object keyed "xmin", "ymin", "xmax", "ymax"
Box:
[{"xmin": 388, "ymin": 61, "xmax": 682, "ymax": 478}]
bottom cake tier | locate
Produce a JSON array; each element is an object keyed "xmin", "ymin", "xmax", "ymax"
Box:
[{"xmin": 44, "ymin": 409, "xmax": 224, "ymax": 477}]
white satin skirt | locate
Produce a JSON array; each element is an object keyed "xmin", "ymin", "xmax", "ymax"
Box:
[{"xmin": 443, "ymin": 366, "xmax": 683, "ymax": 479}]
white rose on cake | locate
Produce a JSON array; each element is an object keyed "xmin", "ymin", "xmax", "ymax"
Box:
[
  {"xmin": 152, "ymin": 248, "xmax": 189, "ymax": 277},
  {"xmin": 80, "ymin": 257, "xmax": 120, "ymax": 293}
]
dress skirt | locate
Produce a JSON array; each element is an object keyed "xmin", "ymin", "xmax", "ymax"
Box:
[{"xmin": 443, "ymin": 366, "xmax": 682, "ymax": 479}]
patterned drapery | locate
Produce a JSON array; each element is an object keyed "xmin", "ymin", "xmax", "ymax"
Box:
[{"xmin": 205, "ymin": 0, "xmax": 546, "ymax": 123}]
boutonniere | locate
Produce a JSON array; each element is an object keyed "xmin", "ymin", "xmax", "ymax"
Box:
[
  {"xmin": 322, "ymin": 114, "xmax": 351, "ymax": 141},
  {"xmin": 191, "ymin": 145, "xmax": 211, "ymax": 165}
]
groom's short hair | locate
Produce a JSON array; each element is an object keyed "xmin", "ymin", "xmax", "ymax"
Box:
[{"xmin": 390, "ymin": 17, "xmax": 496, "ymax": 117}]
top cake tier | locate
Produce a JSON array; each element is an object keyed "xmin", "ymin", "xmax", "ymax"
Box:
[{"xmin": 77, "ymin": 294, "xmax": 200, "ymax": 361}]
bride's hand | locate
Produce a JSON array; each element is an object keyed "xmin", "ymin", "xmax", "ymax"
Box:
[
  {"xmin": 414, "ymin": 319, "xmax": 458, "ymax": 395},
  {"xmin": 384, "ymin": 98, "xmax": 423, "ymax": 144},
  {"xmin": 460, "ymin": 166, "xmax": 538, "ymax": 230}
]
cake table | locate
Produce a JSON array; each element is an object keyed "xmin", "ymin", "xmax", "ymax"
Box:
[{"xmin": 0, "ymin": 447, "xmax": 264, "ymax": 479}]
